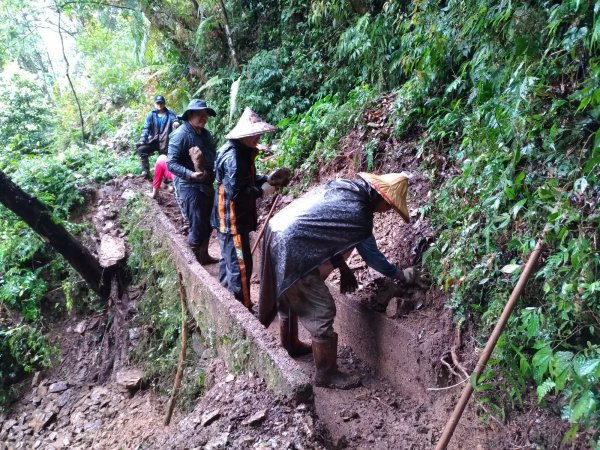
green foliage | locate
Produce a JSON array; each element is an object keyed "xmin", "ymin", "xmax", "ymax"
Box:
[
  {"xmin": 275, "ymin": 85, "xmax": 374, "ymax": 177},
  {"xmin": 388, "ymin": 0, "xmax": 600, "ymax": 438},
  {"xmin": 0, "ymin": 69, "xmax": 55, "ymax": 153},
  {"xmin": 123, "ymin": 199, "xmax": 205, "ymax": 406},
  {"xmin": 0, "ymin": 324, "xmax": 57, "ymax": 409}
]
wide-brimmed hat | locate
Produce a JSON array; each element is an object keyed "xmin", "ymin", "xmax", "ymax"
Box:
[
  {"xmin": 358, "ymin": 172, "xmax": 410, "ymax": 223},
  {"xmin": 226, "ymin": 108, "xmax": 276, "ymax": 139},
  {"xmin": 181, "ymin": 99, "xmax": 216, "ymax": 121}
]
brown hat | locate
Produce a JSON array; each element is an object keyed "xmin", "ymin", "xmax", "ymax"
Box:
[
  {"xmin": 358, "ymin": 172, "xmax": 410, "ymax": 223},
  {"xmin": 226, "ymin": 108, "xmax": 276, "ymax": 139}
]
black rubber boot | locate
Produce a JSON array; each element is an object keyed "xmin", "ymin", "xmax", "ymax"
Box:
[
  {"xmin": 140, "ymin": 155, "xmax": 150, "ymax": 180},
  {"xmin": 193, "ymin": 239, "xmax": 218, "ymax": 265},
  {"xmin": 313, "ymin": 332, "xmax": 360, "ymax": 389},
  {"xmin": 280, "ymin": 315, "xmax": 312, "ymax": 357}
]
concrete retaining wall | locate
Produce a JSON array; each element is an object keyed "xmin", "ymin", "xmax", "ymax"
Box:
[{"xmin": 144, "ymin": 200, "xmax": 312, "ymax": 403}]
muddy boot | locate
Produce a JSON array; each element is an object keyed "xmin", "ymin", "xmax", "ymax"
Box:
[
  {"xmin": 139, "ymin": 155, "xmax": 150, "ymax": 179},
  {"xmin": 196, "ymin": 238, "xmax": 218, "ymax": 265},
  {"xmin": 313, "ymin": 332, "xmax": 360, "ymax": 389},
  {"xmin": 280, "ymin": 315, "xmax": 312, "ymax": 357}
]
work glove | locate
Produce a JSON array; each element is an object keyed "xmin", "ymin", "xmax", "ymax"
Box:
[
  {"xmin": 392, "ymin": 266, "xmax": 430, "ymax": 289},
  {"xmin": 189, "ymin": 171, "xmax": 208, "ymax": 181},
  {"xmin": 173, "ymin": 121, "xmax": 180, "ymax": 129},
  {"xmin": 339, "ymin": 264, "xmax": 359, "ymax": 294},
  {"xmin": 261, "ymin": 182, "xmax": 277, "ymax": 196},
  {"xmin": 267, "ymin": 168, "xmax": 292, "ymax": 188}
]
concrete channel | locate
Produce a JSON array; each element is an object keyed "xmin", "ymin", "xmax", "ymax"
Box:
[{"xmin": 144, "ymin": 200, "xmax": 313, "ymax": 403}]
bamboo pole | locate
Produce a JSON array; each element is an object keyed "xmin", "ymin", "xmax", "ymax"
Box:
[
  {"xmin": 435, "ymin": 233, "xmax": 546, "ymax": 449},
  {"xmin": 164, "ymin": 272, "xmax": 189, "ymax": 426},
  {"xmin": 251, "ymin": 194, "xmax": 280, "ymax": 256}
]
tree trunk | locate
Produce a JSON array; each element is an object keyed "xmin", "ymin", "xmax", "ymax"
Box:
[
  {"xmin": 0, "ymin": 170, "xmax": 108, "ymax": 297},
  {"xmin": 217, "ymin": 0, "xmax": 240, "ymax": 71}
]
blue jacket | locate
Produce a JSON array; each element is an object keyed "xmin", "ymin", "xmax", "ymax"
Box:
[
  {"xmin": 167, "ymin": 122, "xmax": 216, "ymax": 192},
  {"xmin": 140, "ymin": 108, "xmax": 179, "ymax": 152},
  {"xmin": 211, "ymin": 140, "xmax": 268, "ymax": 234}
]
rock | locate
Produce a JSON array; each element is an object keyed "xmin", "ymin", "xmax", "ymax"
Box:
[
  {"xmin": 31, "ymin": 372, "xmax": 42, "ymax": 387},
  {"xmin": 120, "ymin": 189, "xmax": 136, "ymax": 200},
  {"xmin": 98, "ymin": 235, "xmax": 127, "ymax": 268},
  {"xmin": 73, "ymin": 320, "xmax": 87, "ymax": 334},
  {"xmin": 242, "ymin": 409, "xmax": 268, "ymax": 426},
  {"xmin": 128, "ymin": 328, "xmax": 141, "ymax": 340},
  {"xmin": 200, "ymin": 409, "xmax": 221, "ymax": 427},
  {"xmin": 102, "ymin": 221, "xmax": 115, "ymax": 233},
  {"xmin": 340, "ymin": 409, "xmax": 359, "ymax": 422},
  {"xmin": 48, "ymin": 382, "xmax": 68, "ymax": 394},
  {"xmin": 115, "ymin": 368, "xmax": 145, "ymax": 390},
  {"xmin": 225, "ymin": 374, "xmax": 235, "ymax": 383},
  {"xmin": 37, "ymin": 385, "xmax": 48, "ymax": 397},
  {"xmin": 48, "ymin": 431, "xmax": 57, "ymax": 441},
  {"xmin": 83, "ymin": 420, "xmax": 101, "ymax": 433},
  {"xmin": 234, "ymin": 435, "xmax": 255, "ymax": 447},
  {"xmin": 2, "ymin": 419, "xmax": 17, "ymax": 433},
  {"xmin": 204, "ymin": 432, "xmax": 229, "ymax": 449},
  {"xmin": 30, "ymin": 410, "xmax": 56, "ymax": 433},
  {"xmin": 31, "ymin": 396, "xmax": 42, "ymax": 406},
  {"xmin": 89, "ymin": 386, "xmax": 109, "ymax": 404},
  {"xmin": 56, "ymin": 391, "xmax": 70, "ymax": 408},
  {"xmin": 385, "ymin": 297, "xmax": 399, "ymax": 318}
]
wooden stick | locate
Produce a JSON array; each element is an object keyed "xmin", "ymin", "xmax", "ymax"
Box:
[
  {"xmin": 251, "ymin": 194, "xmax": 280, "ymax": 256},
  {"xmin": 164, "ymin": 272, "xmax": 189, "ymax": 426},
  {"xmin": 435, "ymin": 233, "xmax": 546, "ymax": 449}
]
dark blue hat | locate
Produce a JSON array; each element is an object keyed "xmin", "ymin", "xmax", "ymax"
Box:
[
  {"xmin": 181, "ymin": 99, "xmax": 216, "ymax": 120},
  {"xmin": 154, "ymin": 95, "xmax": 166, "ymax": 104}
]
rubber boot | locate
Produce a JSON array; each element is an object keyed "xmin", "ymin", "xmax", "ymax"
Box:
[
  {"xmin": 280, "ymin": 315, "xmax": 312, "ymax": 357},
  {"xmin": 313, "ymin": 332, "xmax": 360, "ymax": 389},
  {"xmin": 196, "ymin": 238, "xmax": 218, "ymax": 265},
  {"xmin": 139, "ymin": 155, "xmax": 150, "ymax": 179}
]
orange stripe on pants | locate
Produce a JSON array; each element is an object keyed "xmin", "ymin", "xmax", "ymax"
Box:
[{"xmin": 233, "ymin": 234, "xmax": 251, "ymax": 308}]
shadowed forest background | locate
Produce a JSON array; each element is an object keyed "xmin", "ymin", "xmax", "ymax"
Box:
[{"xmin": 0, "ymin": 0, "xmax": 598, "ymax": 446}]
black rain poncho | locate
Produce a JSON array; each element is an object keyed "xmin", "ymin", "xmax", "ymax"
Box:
[{"xmin": 258, "ymin": 177, "xmax": 379, "ymax": 326}]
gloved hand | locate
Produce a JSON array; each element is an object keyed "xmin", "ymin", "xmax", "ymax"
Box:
[
  {"xmin": 339, "ymin": 265, "xmax": 358, "ymax": 294},
  {"xmin": 173, "ymin": 121, "xmax": 180, "ymax": 129},
  {"xmin": 393, "ymin": 266, "xmax": 430, "ymax": 289},
  {"xmin": 267, "ymin": 168, "xmax": 292, "ymax": 187},
  {"xmin": 261, "ymin": 182, "xmax": 278, "ymax": 196},
  {"xmin": 189, "ymin": 171, "xmax": 207, "ymax": 181}
]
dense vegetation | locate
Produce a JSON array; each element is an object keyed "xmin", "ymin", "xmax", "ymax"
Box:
[{"xmin": 0, "ymin": 0, "xmax": 597, "ymax": 444}]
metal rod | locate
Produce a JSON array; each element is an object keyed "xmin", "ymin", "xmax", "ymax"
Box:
[
  {"xmin": 435, "ymin": 234, "xmax": 546, "ymax": 449},
  {"xmin": 251, "ymin": 194, "xmax": 280, "ymax": 256}
]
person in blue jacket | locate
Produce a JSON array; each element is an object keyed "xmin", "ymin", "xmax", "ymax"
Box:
[
  {"xmin": 167, "ymin": 99, "xmax": 218, "ymax": 264},
  {"xmin": 137, "ymin": 95, "xmax": 179, "ymax": 178}
]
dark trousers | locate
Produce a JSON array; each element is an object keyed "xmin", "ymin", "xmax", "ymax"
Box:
[
  {"xmin": 179, "ymin": 184, "xmax": 214, "ymax": 246},
  {"xmin": 217, "ymin": 231, "xmax": 252, "ymax": 308},
  {"xmin": 136, "ymin": 140, "xmax": 162, "ymax": 158}
]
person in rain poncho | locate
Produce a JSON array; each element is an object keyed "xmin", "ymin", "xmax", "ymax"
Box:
[
  {"xmin": 211, "ymin": 108, "xmax": 291, "ymax": 309},
  {"xmin": 258, "ymin": 173, "xmax": 425, "ymax": 389}
]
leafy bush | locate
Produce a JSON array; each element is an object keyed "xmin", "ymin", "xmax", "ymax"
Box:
[{"xmin": 275, "ymin": 85, "xmax": 374, "ymax": 176}]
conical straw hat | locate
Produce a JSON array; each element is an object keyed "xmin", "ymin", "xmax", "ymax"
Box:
[
  {"xmin": 358, "ymin": 172, "xmax": 410, "ymax": 223},
  {"xmin": 226, "ymin": 108, "xmax": 276, "ymax": 139}
]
